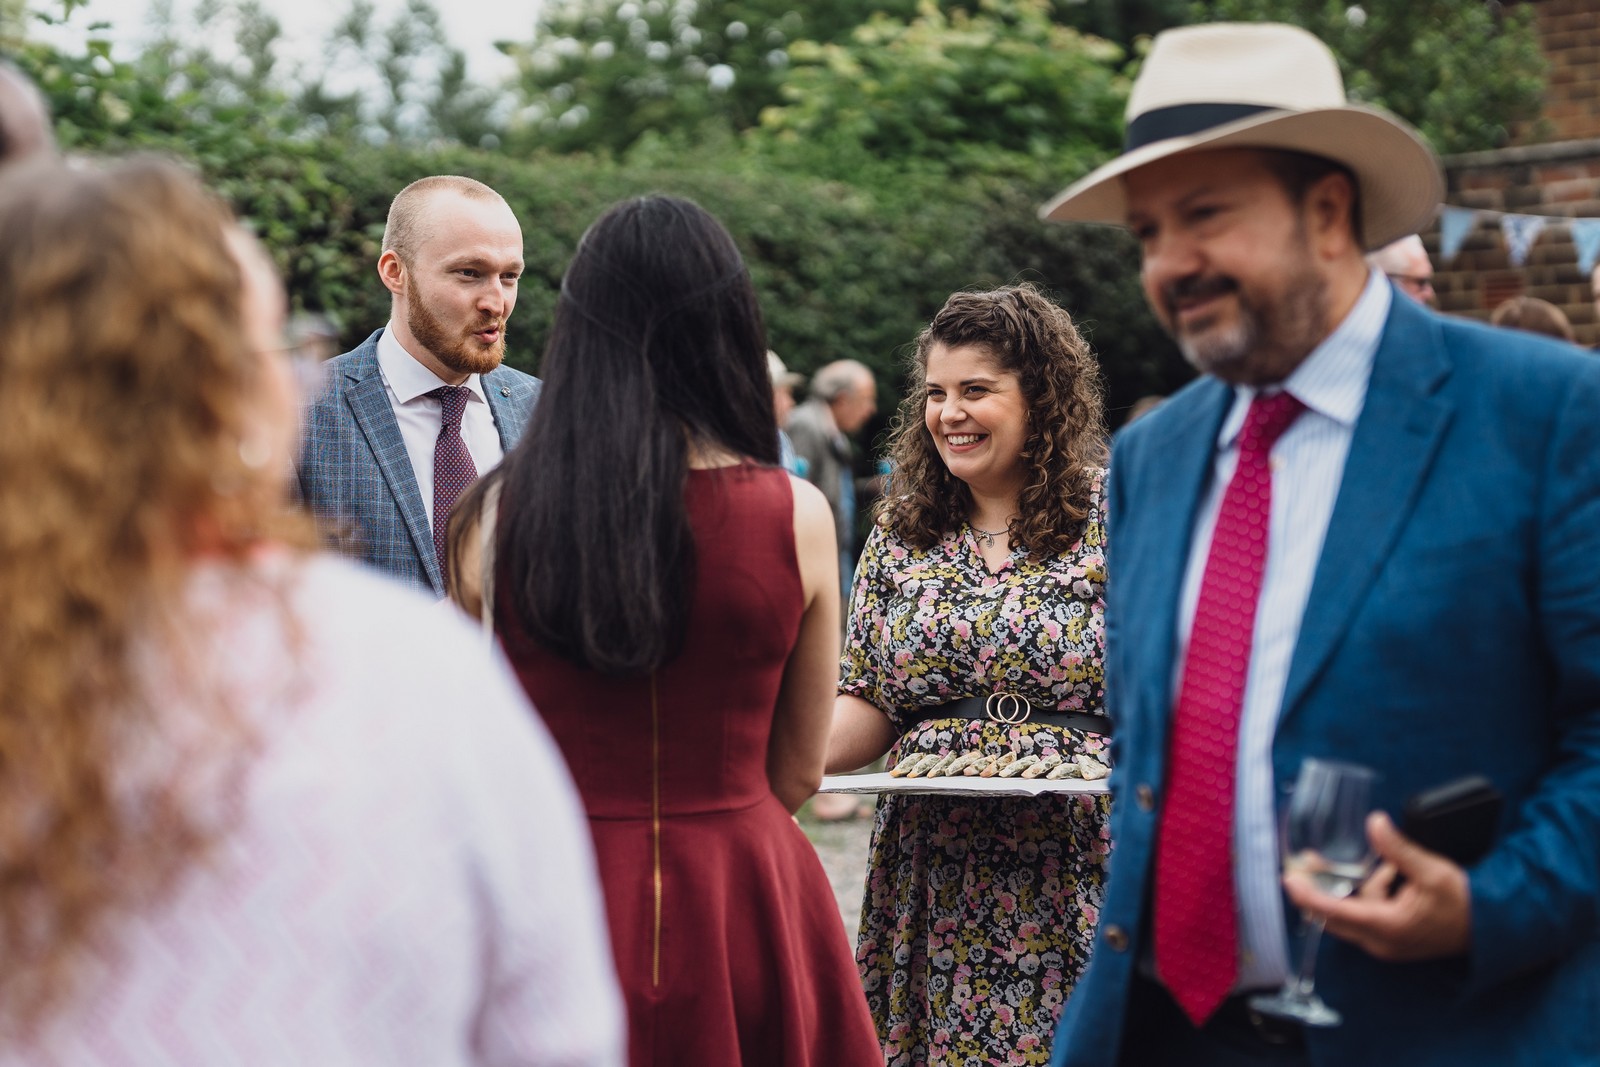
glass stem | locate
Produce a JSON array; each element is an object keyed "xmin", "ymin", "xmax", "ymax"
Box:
[{"xmin": 1293, "ymin": 916, "xmax": 1327, "ymax": 998}]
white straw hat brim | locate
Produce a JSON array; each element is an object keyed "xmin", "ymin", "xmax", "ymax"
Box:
[{"xmin": 1039, "ymin": 104, "xmax": 1443, "ymax": 252}]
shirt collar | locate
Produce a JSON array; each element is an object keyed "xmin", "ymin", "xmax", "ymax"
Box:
[
  {"xmin": 376, "ymin": 322, "xmax": 489, "ymax": 406},
  {"xmin": 1217, "ymin": 267, "xmax": 1390, "ymax": 448}
]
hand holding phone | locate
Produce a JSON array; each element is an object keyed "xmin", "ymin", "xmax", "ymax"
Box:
[{"xmin": 1401, "ymin": 775, "xmax": 1503, "ymax": 867}]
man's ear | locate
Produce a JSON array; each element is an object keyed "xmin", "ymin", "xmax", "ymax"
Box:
[
  {"xmin": 377, "ymin": 249, "xmax": 406, "ymax": 297},
  {"xmin": 1305, "ymin": 170, "xmax": 1360, "ymax": 261}
]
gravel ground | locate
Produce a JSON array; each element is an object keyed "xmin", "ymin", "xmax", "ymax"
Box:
[{"xmin": 798, "ymin": 796, "xmax": 877, "ymax": 934}]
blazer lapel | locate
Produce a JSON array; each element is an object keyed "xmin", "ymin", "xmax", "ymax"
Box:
[
  {"xmin": 344, "ymin": 351, "xmax": 441, "ymax": 592},
  {"xmin": 1124, "ymin": 379, "xmax": 1234, "ymax": 729},
  {"xmin": 1279, "ymin": 298, "xmax": 1454, "ymax": 722},
  {"xmin": 484, "ymin": 369, "xmax": 532, "ymax": 451}
]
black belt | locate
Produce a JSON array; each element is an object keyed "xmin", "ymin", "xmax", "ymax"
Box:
[{"xmin": 921, "ymin": 694, "xmax": 1112, "ymax": 736}]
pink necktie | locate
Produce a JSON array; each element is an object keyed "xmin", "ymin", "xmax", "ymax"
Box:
[
  {"xmin": 1154, "ymin": 390, "xmax": 1305, "ymax": 1026},
  {"xmin": 428, "ymin": 385, "xmax": 479, "ymax": 586}
]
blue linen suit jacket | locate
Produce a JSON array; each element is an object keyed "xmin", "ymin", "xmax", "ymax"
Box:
[
  {"xmin": 1052, "ymin": 291, "xmax": 1600, "ymax": 1066},
  {"xmin": 297, "ymin": 328, "xmax": 541, "ymax": 597}
]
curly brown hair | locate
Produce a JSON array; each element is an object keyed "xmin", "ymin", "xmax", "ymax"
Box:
[
  {"xmin": 880, "ymin": 284, "xmax": 1106, "ymax": 555},
  {"xmin": 0, "ymin": 157, "xmax": 313, "ymax": 1034}
]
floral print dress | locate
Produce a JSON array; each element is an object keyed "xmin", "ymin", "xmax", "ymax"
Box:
[{"xmin": 840, "ymin": 474, "xmax": 1111, "ymax": 1067}]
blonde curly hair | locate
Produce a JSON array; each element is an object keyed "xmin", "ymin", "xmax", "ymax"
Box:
[
  {"xmin": 0, "ymin": 157, "xmax": 313, "ymax": 1034},
  {"xmin": 880, "ymin": 284, "xmax": 1106, "ymax": 554}
]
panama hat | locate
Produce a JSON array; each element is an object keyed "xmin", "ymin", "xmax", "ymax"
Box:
[{"xmin": 1039, "ymin": 22, "xmax": 1443, "ymax": 252}]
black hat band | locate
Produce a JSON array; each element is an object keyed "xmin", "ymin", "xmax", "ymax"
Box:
[{"xmin": 1124, "ymin": 103, "xmax": 1277, "ymax": 153}]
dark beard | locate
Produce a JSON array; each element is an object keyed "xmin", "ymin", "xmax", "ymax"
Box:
[
  {"xmin": 1162, "ymin": 238, "xmax": 1330, "ymax": 386},
  {"xmin": 407, "ymin": 297, "xmax": 504, "ymax": 378}
]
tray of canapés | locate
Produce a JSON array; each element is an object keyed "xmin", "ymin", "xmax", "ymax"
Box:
[{"xmin": 819, "ymin": 747, "xmax": 1111, "ymax": 797}]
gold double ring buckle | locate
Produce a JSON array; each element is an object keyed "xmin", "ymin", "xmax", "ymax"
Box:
[{"xmin": 985, "ymin": 691, "xmax": 1033, "ymax": 724}]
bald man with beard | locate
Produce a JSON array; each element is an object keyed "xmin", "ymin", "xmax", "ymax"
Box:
[{"xmin": 298, "ymin": 175, "xmax": 541, "ymax": 597}]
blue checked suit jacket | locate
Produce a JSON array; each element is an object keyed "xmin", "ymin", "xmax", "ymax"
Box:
[
  {"xmin": 1051, "ymin": 290, "xmax": 1600, "ymax": 1067},
  {"xmin": 297, "ymin": 328, "xmax": 540, "ymax": 597}
]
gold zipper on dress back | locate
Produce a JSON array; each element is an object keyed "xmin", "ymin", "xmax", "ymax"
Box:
[{"xmin": 650, "ymin": 671, "xmax": 663, "ymax": 988}]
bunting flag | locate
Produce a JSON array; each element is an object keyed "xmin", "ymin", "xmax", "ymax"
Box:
[
  {"xmin": 1436, "ymin": 202, "xmax": 1600, "ymax": 273},
  {"xmin": 1437, "ymin": 206, "xmax": 1478, "ymax": 263},
  {"xmin": 1500, "ymin": 213, "xmax": 1548, "ymax": 267},
  {"xmin": 1571, "ymin": 219, "xmax": 1600, "ymax": 277}
]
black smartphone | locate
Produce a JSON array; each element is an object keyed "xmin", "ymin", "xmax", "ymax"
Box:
[{"xmin": 1401, "ymin": 775, "xmax": 1503, "ymax": 867}]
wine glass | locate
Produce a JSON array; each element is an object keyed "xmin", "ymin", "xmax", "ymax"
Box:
[{"xmin": 1249, "ymin": 757, "xmax": 1377, "ymax": 1027}]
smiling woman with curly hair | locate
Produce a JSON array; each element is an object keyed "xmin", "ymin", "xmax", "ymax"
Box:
[
  {"xmin": 826, "ymin": 283, "xmax": 1113, "ymax": 1066},
  {"xmin": 882, "ymin": 285, "xmax": 1107, "ymax": 555}
]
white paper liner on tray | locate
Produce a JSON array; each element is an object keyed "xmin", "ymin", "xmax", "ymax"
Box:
[{"xmin": 819, "ymin": 771, "xmax": 1110, "ymax": 797}]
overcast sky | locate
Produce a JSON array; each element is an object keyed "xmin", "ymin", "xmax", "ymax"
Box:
[{"xmin": 35, "ymin": 0, "xmax": 545, "ymax": 87}]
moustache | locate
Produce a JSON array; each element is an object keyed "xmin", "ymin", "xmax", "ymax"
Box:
[{"xmin": 1162, "ymin": 275, "xmax": 1239, "ymax": 317}]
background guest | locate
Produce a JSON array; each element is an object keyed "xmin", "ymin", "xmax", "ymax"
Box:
[
  {"xmin": 450, "ymin": 195, "xmax": 881, "ymax": 1067},
  {"xmin": 0, "ymin": 157, "xmax": 623, "ymax": 1064},
  {"xmin": 1366, "ymin": 233, "xmax": 1436, "ymax": 305},
  {"xmin": 283, "ymin": 310, "xmax": 339, "ymax": 391},
  {"xmin": 287, "ymin": 310, "xmax": 341, "ymax": 364},
  {"xmin": 792, "ymin": 357, "xmax": 888, "ymax": 821},
  {"xmin": 826, "ymin": 284, "xmax": 1112, "ymax": 1065},
  {"xmin": 768, "ymin": 348, "xmax": 807, "ymax": 476},
  {"xmin": 787, "ymin": 358, "xmax": 880, "ymax": 592},
  {"xmin": 1490, "ymin": 294, "xmax": 1576, "ymax": 342},
  {"xmin": 0, "ymin": 59, "xmax": 53, "ymax": 168}
]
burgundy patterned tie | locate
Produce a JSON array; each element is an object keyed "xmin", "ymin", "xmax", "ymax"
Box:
[
  {"xmin": 1154, "ymin": 390, "xmax": 1305, "ymax": 1026},
  {"xmin": 427, "ymin": 385, "xmax": 478, "ymax": 586}
]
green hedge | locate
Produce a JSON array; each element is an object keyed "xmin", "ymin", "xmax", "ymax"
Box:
[
  {"xmin": 24, "ymin": 113, "xmax": 1185, "ymax": 428},
  {"xmin": 195, "ymin": 137, "xmax": 1185, "ymax": 423},
  {"xmin": 13, "ymin": 26, "xmax": 1188, "ymax": 431}
]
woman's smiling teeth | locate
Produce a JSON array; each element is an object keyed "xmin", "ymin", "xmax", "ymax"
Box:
[{"xmin": 946, "ymin": 433, "xmax": 987, "ymax": 446}]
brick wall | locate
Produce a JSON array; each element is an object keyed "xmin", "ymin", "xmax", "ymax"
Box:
[
  {"xmin": 1520, "ymin": 0, "xmax": 1600, "ymax": 144},
  {"xmin": 1426, "ymin": 139, "xmax": 1600, "ymax": 345}
]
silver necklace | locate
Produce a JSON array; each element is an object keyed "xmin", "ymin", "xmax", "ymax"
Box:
[{"xmin": 971, "ymin": 523, "xmax": 1008, "ymax": 547}]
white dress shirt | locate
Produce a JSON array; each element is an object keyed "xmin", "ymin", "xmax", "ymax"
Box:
[
  {"xmin": 376, "ymin": 324, "xmax": 505, "ymax": 525},
  {"xmin": 1174, "ymin": 269, "xmax": 1390, "ymax": 989},
  {"xmin": 4, "ymin": 556, "xmax": 626, "ymax": 1066}
]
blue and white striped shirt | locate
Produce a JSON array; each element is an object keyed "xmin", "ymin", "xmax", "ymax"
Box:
[{"xmin": 1174, "ymin": 268, "xmax": 1391, "ymax": 989}]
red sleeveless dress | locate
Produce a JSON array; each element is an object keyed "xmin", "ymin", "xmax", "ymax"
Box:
[{"xmin": 498, "ymin": 464, "xmax": 881, "ymax": 1067}]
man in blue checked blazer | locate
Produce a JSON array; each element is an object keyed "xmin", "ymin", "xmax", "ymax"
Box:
[
  {"xmin": 1041, "ymin": 23, "xmax": 1600, "ymax": 1067},
  {"xmin": 299, "ymin": 175, "xmax": 540, "ymax": 598}
]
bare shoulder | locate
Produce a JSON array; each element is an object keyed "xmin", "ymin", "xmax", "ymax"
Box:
[
  {"xmin": 788, "ymin": 473, "xmax": 838, "ymax": 573},
  {"xmin": 785, "ymin": 472, "xmax": 838, "ymax": 604},
  {"xmin": 787, "ymin": 473, "xmax": 833, "ymax": 529}
]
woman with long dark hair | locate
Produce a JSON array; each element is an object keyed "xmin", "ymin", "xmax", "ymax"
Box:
[{"xmin": 450, "ymin": 195, "xmax": 880, "ymax": 1066}]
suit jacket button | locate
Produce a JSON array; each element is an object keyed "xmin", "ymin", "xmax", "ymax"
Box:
[
  {"xmin": 1135, "ymin": 784, "xmax": 1155, "ymax": 812},
  {"xmin": 1104, "ymin": 925, "xmax": 1130, "ymax": 952}
]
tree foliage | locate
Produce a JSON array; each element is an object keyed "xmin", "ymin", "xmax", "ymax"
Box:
[
  {"xmin": 756, "ymin": 0, "xmax": 1126, "ymax": 181},
  {"xmin": 8, "ymin": 0, "xmax": 1554, "ymax": 431},
  {"xmin": 1044, "ymin": 0, "xmax": 1190, "ymax": 49},
  {"xmin": 303, "ymin": 0, "xmax": 506, "ymax": 146},
  {"xmin": 14, "ymin": 0, "xmax": 508, "ymax": 148},
  {"xmin": 508, "ymin": 0, "xmax": 921, "ymax": 155},
  {"xmin": 1195, "ymin": 0, "xmax": 1546, "ymax": 153}
]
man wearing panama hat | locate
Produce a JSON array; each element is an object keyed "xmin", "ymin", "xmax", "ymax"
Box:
[{"xmin": 1044, "ymin": 21, "xmax": 1600, "ymax": 1067}]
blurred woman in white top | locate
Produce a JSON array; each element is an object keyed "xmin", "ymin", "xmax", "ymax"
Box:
[{"xmin": 0, "ymin": 156, "xmax": 624, "ymax": 1066}]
